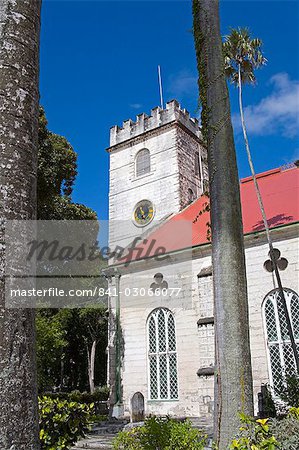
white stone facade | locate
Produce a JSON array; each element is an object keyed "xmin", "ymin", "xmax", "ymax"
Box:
[
  {"xmin": 106, "ymin": 101, "xmax": 299, "ymax": 425},
  {"xmin": 107, "ymin": 228, "xmax": 298, "ymax": 424}
]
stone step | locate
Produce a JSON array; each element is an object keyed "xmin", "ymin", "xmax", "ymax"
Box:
[
  {"xmin": 90, "ymin": 424, "xmax": 125, "ymax": 435},
  {"xmin": 73, "ymin": 418, "xmax": 213, "ymax": 449},
  {"xmin": 72, "ymin": 434, "xmax": 115, "ymax": 449}
]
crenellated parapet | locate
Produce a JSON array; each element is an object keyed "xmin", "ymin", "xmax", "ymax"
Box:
[{"xmin": 109, "ymin": 99, "xmax": 201, "ymax": 147}]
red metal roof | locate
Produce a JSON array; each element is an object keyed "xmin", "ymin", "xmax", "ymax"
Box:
[{"xmin": 118, "ymin": 166, "xmax": 299, "ymax": 263}]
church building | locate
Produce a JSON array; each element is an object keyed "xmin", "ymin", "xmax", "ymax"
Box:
[{"xmin": 105, "ymin": 100, "xmax": 299, "ymax": 427}]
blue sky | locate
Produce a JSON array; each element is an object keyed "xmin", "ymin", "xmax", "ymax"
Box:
[{"xmin": 40, "ymin": 0, "xmax": 299, "ymax": 220}]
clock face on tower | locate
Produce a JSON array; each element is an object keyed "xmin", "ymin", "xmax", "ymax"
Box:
[{"xmin": 133, "ymin": 200, "xmax": 154, "ymax": 226}]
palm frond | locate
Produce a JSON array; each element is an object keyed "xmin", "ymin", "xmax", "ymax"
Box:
[{"xmin": 223, "ymin": 27, "xmax": 266, "ymax": 85}]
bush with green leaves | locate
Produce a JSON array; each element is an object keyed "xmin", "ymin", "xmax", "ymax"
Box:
[
  {"xmin": 45, "ymin": 386, "xmax": 109, "ymax": 403},
  {"xmin": 276, "ymin": 373, "xmax": 299, "ymax": 408},
  {"xmin": 230, "ymin": 409, "xmax": 299, "ymax": 450},
  {"xmin": 113, "ymin": 416, "xmax": 207, "ymax": 450},
  {"xmin": 39, "ymin": 396, "xmax": 95, "ymax": 450},
  {"xmin": 270, "ymin": 407, "xmax": 299, "ymax": 450},
  {"xmin": 229, "ymin": 415, "xmax": 280, "ymax": 450}
]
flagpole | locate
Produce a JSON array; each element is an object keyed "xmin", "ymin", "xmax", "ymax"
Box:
[{"xmin": 158, "ymin": 65, "xmax": 164, "ymax": 109}]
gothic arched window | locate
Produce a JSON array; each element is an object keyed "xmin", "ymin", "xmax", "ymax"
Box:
[
  {"xmin": 263, "ymin": 288, "xmax": 299, "ymax": 391},
  {"xmin": 136, "ymin": 149, "xmax": 150, "ymax": 177},
  {"xmin": 147, "ymin": 308, "xmax": 178, "ymax": 400}
]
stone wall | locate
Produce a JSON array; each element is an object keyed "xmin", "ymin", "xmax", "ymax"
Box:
[
  {"xmin": 177, "ymin": 126, "xmax": 207, "ymax": 208},
  {"xmin": 107, "ymin": 227, "xmax": 299, "ymax": 424}
]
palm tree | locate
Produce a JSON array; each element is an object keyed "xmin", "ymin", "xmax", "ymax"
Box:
[
  {"xmin": 223, "ymin": 29, "xmax": 267, "ymax": 237},
  {"xmin": 0, "ymin": 1, "xmax": 41, "ymax": 448},
  {"xmin": 192, "ymin": 1, "xmax": 253, "ymax": 447},
  {"xmin": 223, "ymin": 28, "xmax": 299, "ymax": 373}
]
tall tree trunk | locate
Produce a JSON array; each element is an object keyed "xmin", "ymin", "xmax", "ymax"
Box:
[
  {"xmin": 89, "ymin": 340, "xmax": 97, "ymax": 394},
  {"xmin": 193, "ymin": 0, "xmax": 253, "ymax": 447},
  {"xmin": 238, "ymin": 65, "xmax": 299, "ymax": 372},
  {"xmin": 0, "ymin": 1, "xmax": 41, "ymax": 449}
]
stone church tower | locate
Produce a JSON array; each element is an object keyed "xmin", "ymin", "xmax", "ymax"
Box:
[
  {"xmin": 107, "ymin": 100, "xmax": 208, "ymax": 249},
  {"xmin": 106, "ymin": 100, "xmax": 208, "ymax": 418}
]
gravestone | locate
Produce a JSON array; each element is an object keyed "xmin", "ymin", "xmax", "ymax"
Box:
[{"xmin": 131, "ymin": 392, "xmax": 144, "ymax": 422}]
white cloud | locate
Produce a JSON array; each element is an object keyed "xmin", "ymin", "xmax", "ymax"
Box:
[
  {"xmin": 129, "ymin": 103, "xmax": 143, "ymax": 109},
  {"xmin": 168, "ymin": 70, "xmax": 198, "ymax": 98},
  {"xmin": 232, "ymin": 72, "xmax": 299, "ymax": 138}
]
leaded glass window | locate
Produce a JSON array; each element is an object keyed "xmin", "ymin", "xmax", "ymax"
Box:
[
  {"xmin": 263, "ymin": 288, "xmax": 299, "ymax": 391},
  {"xmin": 147, "ymin": 308, "xmax": 178, "ymax": 400},
  {"xmin": 136, "ymin": 149, "xmax": 150, "ymax": 177}
]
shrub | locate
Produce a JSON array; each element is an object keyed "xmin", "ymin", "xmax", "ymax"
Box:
[
  {"xmin": 43, "ymin": 387, "xmax": 109, "ymax": 416},
  {"xmin": 44, "ymin": 386, "xmax": 109, "ymax": 403},
  {"xmin": 39, "ymin": 396, "xmax": 95, "ymax": 450},
  {"xmin": 230, "ymin": 415, "xmax": 280, "ymax": 450},
  {"xmin": 113, "ymin": 416, "xmax": 207, "ymax": 450},
  {"xmin": 166, "ymin": 419, "xmax": 207, "ymax": 450},
  {"xmin": 140, "ymin": 416, "xmax": 172, "ymax": 449},
  {"xmin": 275, "ymin": 373, "xmax": 299, "ymax": 408},
  {"xmin": 271, "ymin": 408, "xmax": 299, "ymax": 450},
  {"xmin": 113, "ymin": 428, "xmax": 143, "ymax": 450},
  {"xmin": 230, "ymin": 410, "xmax": 299, "ymax": 450},
  {"xmin": 289, "ymin": 407, "xmax": 299, "ymax": 420}
]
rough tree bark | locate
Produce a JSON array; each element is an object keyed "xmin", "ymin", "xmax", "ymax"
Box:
[
  {"xmin": 0, "ymin": 1, "xmax": 41, "ymax": 449},
  {"xmin": 192, "ymin": 0, "xmax": 254, "ymax": 447},
  {"xmin": 87, "ymin": 340, "xmax": 97, "ymax": 393}
]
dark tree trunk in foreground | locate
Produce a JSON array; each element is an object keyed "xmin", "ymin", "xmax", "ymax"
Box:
[
  {"xmin": 193, "ymin": 0, "xmax": 253, "ymax": 447},
  {"xmin": 0, "ymin": 1, "xmax": 41, "ymax": 448}
]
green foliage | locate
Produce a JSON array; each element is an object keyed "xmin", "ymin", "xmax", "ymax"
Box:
[
  {"xmin": 289, "ymin": 407, "xmax": 299, "ymax": 420},
  {"xmin": 230, "ymin": 415, "xmax": 280, "ymax": 450},
  {"xmin": 39, "ymin": 396, "xmax": 95, "ymax": 450},
  {"xmin": 113, "ymin": 416, "xmax": 207, "ymax": 450},
  {"xmin": 223, "ymin": 27, "xmax": 267, "ymax": 86},
  {"xmin": 230, "ymin": 410, "xmax": 299, "ymax": 450},
  {"xmin": 113, "ymin": 427, "xmax": 143, "ymax": 450},
  {"xmin": 36, "ymin": 310, "xmax": 68, "ymax": 392},
  {"xmin": 275, "ymin": 373, "xmax": 299, "ymax": 408},
  {"xmin": 271, "ymin": 410, "xmax": 299, "ymax": 450},
  {"xmin": 166, "ymin": 419, "xmax": 207, "ymax": 450},
  {"xmin": 36, "ymin": 308, "xmax": 108, "ymax": 393},
  {"xmin": 264, "ymin": 386, "xmax": 276, "ymax": 419},
  {"xmin": 37, "ymin": 106, "xmax": 97, "ymax": 220},
  {"xmin": 139, "ymin": 416, "xmax": 173, "ymax": 450},
  {"xmin": 45, "ymin": 386, "xmax": 109, "ymax": 403},
  {"xmin": 192, "ymin": 0, "xmax": 208, "ymax": 142},
  {"xmin": 79, "ymin": 307, "xmax": 108, "ymax": 348},
  {"xmin": 36, "ymin": 108, "xmax": 105, "ymax": 392}
]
